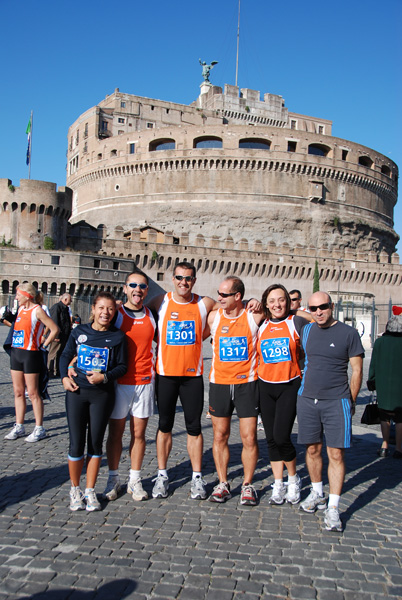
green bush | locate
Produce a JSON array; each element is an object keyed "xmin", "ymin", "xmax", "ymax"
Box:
[{"xmin": 44, "ymin": 236, "xmax": 55, "ymax": 250}]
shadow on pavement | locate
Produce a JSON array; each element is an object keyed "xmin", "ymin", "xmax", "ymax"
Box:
[{"xmin": 18, "ymin": 579, "xmax": 137, "ymax": 600}]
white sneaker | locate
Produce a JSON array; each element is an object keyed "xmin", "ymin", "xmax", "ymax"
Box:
[
  {"xmin": 324, "ymin": 506, "xmax": 343, "ymax": 532},
  {"xmin": 152, "ymin": 474, "xmax": 169, "ymax": 498},
  {"xmin": 25, "ymin": 426, "xmax": 46, "ymax": 442},
  {"xmin": 269, "ymin": 482, "xmax": 286, "ymax": 505},
  {"xmin": 286, "ymin": 474, "xmax": 302, "ymax": 504},
  {"xmin": 128, "ymin": 478, "xmax": 148, "ymax": 501},
  {"xmin": 85, "ymin": 488, "xmax": 101, "ymax": 511},
  {"xmin": 299, "ymin": 488, "xmax": 327, "ymax": 513},
  {"xmin": 190, "ymin": 476, "xmax": 207, "ymax": 500},
  {"xmin": 102, "ymin": 476, "xmax": 121, "ymax": 501},
  {"xmin": 5, "ymin": 424, "xmax": 25, "ymax": 440},
  {"xmin": 70, "ymin": 486, "xmax": 85, "ymax": 511}
]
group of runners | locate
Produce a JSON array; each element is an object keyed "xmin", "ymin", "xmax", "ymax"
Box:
[{"xmin": 4, "ymin": 262, "xmax": 364, "ymax": 532}]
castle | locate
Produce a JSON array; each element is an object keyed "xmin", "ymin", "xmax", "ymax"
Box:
[{"xmin": 0, "ymin": 83, "xmax": 400, "ymax": 343}]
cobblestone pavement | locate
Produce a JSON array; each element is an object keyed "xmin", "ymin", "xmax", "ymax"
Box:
[{"xmin": 0, "ymin": 325, "xmax": 401, "ymax": 600}]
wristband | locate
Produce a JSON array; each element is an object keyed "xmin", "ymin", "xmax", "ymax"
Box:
[{"xmin": 68, "ymin": 366, "xmax": 75, "ymax": 370}]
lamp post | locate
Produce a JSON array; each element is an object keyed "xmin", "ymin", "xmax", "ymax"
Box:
[{"xmin": 337, "ymin": 258, "xmax": 343, "ymax": 319}]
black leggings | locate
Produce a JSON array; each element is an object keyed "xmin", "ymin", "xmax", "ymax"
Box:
[
  {"xmin": 66, "ymin": 387, "xmax": 115, "ymax": 459},
  {"xmin": 258, "ymin": 377, "xmax": 300, "ymax": 463},
  {"xmin": 156, "ymin": 375, "xmax": 204, "ymax": 436}
]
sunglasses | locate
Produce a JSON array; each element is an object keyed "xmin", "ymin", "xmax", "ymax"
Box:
[
  {"xmin": 217, "ymin": 291, "xmax": 237, "ymax": 298},
  {"xmin": 127, "ymin": 282, "xmax": 148, "ymax": 290},
  {"xmin": 174, "ymin": 275, "xmax": 195, "ymax": 282},
  {"xmin": 308, "ymin": 303, "xmax": 331, "ymax": 312},
  {"xmin": 290, "ymin": 297, "xmax": 300, "ymax": 302}
]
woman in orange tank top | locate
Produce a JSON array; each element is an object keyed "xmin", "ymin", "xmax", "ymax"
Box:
[
  {"xmin": 257, "ymin": 284, "xmax": 310, "ymax": 506},
  {"xmin": 5, "ymin": 283, "xmax": 59, "ymax": 443}
]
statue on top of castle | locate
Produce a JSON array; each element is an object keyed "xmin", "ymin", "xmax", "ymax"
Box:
[{"xmin": 199, "ymin": 58, "xmax": 218, "ymax": 83}]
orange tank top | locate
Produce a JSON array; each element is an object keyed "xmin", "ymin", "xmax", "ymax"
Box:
[
  {"xmin": 209, "ymin": 308, "xmax": 259, "ymax": 384},
  {"xmin": 12, "ymin": 304, "xmax": 44, "ymax": 351},
  {"xmin": 156, "ymin": 292, "xmax": 207, "ymax": 377},
  {"xmin": 257, "ymin": 315, "xmax": 301, "ymax": 383},
  {"xmin": 115, "ymin": 305, "xmax": 156, "ymax": 385}
]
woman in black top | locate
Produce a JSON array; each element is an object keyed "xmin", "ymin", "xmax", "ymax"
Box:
[{"xmin": 60, "ymin": 292, "xmax": 127, "ymax": 512}]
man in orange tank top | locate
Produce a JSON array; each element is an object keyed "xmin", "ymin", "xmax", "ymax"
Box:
[
  {"xmin": 102, "ymin": 271, "xmax": 157, "ymax": 503},
  {"xmin": 206, "ymin": 276, "xmax": 264, "ymax": 506},
  {"xmin": 147, "ymin": 262, "xmax": 217, "ymax": 501}
]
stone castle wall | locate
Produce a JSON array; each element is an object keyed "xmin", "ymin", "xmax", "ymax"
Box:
[{"xmin": 0, "ymin": 179, "xmax": 72, "ymax": 250}]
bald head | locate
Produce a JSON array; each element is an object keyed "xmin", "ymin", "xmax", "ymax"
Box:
[{"xmin": 308, "ymin": 292, "xmax": 334, "ymax": 328}]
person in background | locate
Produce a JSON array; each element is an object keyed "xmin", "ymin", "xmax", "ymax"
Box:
[
  {"xmin": 4, "ymin": 283, "xmax": 59, "ymax": 442},
  {"xmin": 48, "ymin": 293, "xmax": 72, "ymax": 377},
  {"xmin": 367, "ymin": 315, "xmax": 402, "ymax": 459}
]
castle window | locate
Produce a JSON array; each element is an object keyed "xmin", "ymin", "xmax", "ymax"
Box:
[
  {"xmin": 118, "ymin": 130, "xmax": 124, "ymax": 135},
  {"xmin": 118, "ymin": 118, "xmax": 125, "ymax": 124},
  {"xmin": 290, "ymin": 120, "xmax": 297, "ymax": 130},
  {"xmin": 51, "ymin": 256, "xmax": 60, "ymax": 265},
  {"xmin": 97, "ymin": 153, "xmax": 102, "ymax": 160},
  {"xmin": 308, "ymin": 144, "xmax": 330, "ymax": 157},
  {"xmin": 239, "ymin": 138, "xmax": 271, "ymax": 150},
  {"xmin": 129, "ymin": 143, "xmax": 135, "ymax": 154},
  {"xmin": 318, "ymin": 125, "xmax": 324, "ymax": 134},
  {"xmin": 157, "ymin": 272, "xmax": 164, "ymax": 281},
  {"xmin": 149, "ymin": 138, "xmax": 176, "ymax": 151},
  {"xmin": 381, "ymin": 165, "xmax": 391, "ymax": 176},
  {"xmin": 84, "ymin": 123, "xmax": 88, "ymax": 138},
  {"xmin": 287, "ymin": 141, "xmax": 297, "ymax": 152},
  {"xmin": 341, "ymin": 149, "xmax": 348, "ymax": 161},
  {"xmin": 113, "ymin": 261, "xmax": 119, "ymax": 270},
  {"xmin": 358, "ymin": 156, "xmax": 373, "ymax": 168},
  {"xmin": 101, "ymin": 121, "xmax": 108, "ymax": 132},
  {"xmin": 147, "ymin": 122, "xmax": 154, "ymax": 129},
  {"xmin": 111, "ymin": 149, "xmax": 117, "ymax": 156},
  {"xmin": 121, "ymin": 101, "xmax": 126, "ymax": 108},
  {"xmin": 194, "ymin": 136, "xmax": 223, "ymax": 149},
  {"xmin": 94, "ymin": 259, "xmax": 100, "ymax": 268}
]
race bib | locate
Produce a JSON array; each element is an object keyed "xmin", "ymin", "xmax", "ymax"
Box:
[
  {"xmin": 261, "ymin": 338, "xmax": 290, "ymax": 364},
  {"xmin": 166, "ymin": 321, "xmax": 195, "ymax": 346},
  {"xmin": 219, "ymin": 336, "xmax": 248, "ymax": 362},
  {"xmin": 77, "ymin": 344, "xmax": 109, "ymax": 373},
  {"xmin": 12, "ymin": 329, "xmax": 24, "ymax": 349}
]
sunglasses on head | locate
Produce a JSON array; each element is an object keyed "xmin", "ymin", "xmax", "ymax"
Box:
[
  {"xmin": 217, "ymin": 291, "xmax": 237, "ymax": 298},
  {"xmin": 127, "ymin": 282, "xmax": 148, "ymax": 290},
  {"xmin": 308, "ymin": 303, "xmax": 331, "ymax": 312},
  {"xmin": 174, "ymin": 275, "xmax": 194, "ymax": 282}
]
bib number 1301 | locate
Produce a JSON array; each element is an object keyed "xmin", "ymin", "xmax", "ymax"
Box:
[{"xmin": 166, "ymin": 321, "xmax": 195, "ymax": 345}]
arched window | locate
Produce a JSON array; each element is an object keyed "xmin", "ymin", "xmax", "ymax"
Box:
[
  {"xmin": 2, "ymin": 280, "xmax": 10, "ymax": 294},
  {"xmin": 193, "ymin": 136, "xmax": 223, "ymax": 149},
  {"xmin": 358, "ymin": 156, "xmax": 373, "ymax": 168},
  {"xmin": 149, "ymin": 138, "xmax": 175, "ymax": 151},
  {"xmin": 308, "ymin": 144, "xmax": 330, "ymax": 157},
  {"xmin": 381, "ymin": 165, "xmax": 391, "ymax": 176},
  {"xmin": 239, "ymin": 138, "xmax": 271, "ymax": 150}
]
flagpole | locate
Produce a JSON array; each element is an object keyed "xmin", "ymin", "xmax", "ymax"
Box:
[
  {"xmin": 28, "ymin": 110, "xmax": 33, "ymax": 180},
  {"xmin": 235, "ymin": 0, "xmax": 240, "ymax": 87}
]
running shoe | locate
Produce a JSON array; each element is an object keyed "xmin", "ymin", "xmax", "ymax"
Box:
[
  {"xmin": 285, "ymin": 474, "xmax": 301, "ymax": 505},
  {"xmin": 299, "ymin": 488, "xmax": 327, "ymax": 513},
  {"xmin": 25, "ymin": 426, "xmax": 46, "ymax": 442},
  {"xmin": 85, "ymin": 488, "xmax": 101, "ymax": 512},
  {"xmin": 323, "ymin": 506, "xmax": 343, "ymax": 532},
  {"xmin": 190, "ymin": 476, "xmax": 207, "ymax": 500},
  {"xmin": 208, "ymin": 481, "xmax": 231, "ymax": 503},
  {"xmin": 269, "ymin": 482, "xmax": 286, "ymax": 505},
  {"xmin": 69, "ymin": 486, "xmax": 85, "ymax": 511},
  {"xmin": 4, "ymin": 424, "xmax": 25, "ymax": 440},
  {"xmin": 240, "ymin": 483, "xmax": 258, "ymax": 506},
  {"xmin": 102, "ymin": 476, "xmax": 122, "ymax": 501},
  {"xmin": 128, "ymin": 478, "xmax": 148, "ymax": 501},
  {"xmin": 152, "ymin": 474, "xmax": 169, "ymax": 499}
]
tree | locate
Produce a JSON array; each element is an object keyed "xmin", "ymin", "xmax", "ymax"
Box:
[
  {"xmin": 313, "ymin": 260, "xmax": 320, "ymax": 293},
  {"xmin": 44, "ymin": 236, "xmax": 55, "ymax": 250}
]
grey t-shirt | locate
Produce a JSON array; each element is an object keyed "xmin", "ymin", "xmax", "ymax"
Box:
[{"xmin": 298, "ymin": 320, "xmax": 364, "ymax": 400}]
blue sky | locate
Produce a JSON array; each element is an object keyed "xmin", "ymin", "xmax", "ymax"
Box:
[{"xmin": 1, "ymin": 0, "xmax": 401, "ymax": 248}]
